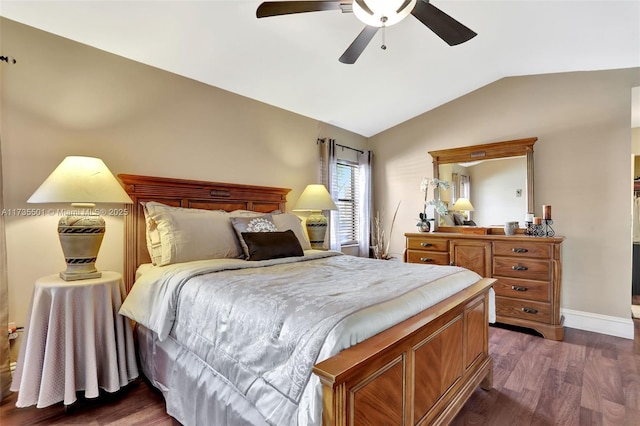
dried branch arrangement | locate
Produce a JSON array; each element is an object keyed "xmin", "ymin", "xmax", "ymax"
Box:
[{"xmin": 372, "ymin": 201, "xmax": 401, "ymax": 260}]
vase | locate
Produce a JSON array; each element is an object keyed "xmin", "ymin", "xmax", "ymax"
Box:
[
  {"xmin": 504, "ymin": 221, "xmax": 519, "ymax": 236},
  {"xmin": 417, "ymin": 220, "xmax": 430, "ymax": 232}
]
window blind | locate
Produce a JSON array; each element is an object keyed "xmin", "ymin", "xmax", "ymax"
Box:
[{"xmin": 336, "ymin": 161, "xmax": 360, "ymax": 245}]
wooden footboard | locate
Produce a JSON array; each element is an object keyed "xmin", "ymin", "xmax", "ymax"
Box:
[{"xmin": 313, "ymin": 278, "xmax": 494, "ymax": 426}]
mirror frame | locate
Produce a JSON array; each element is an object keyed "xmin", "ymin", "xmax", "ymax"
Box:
[{"xmin": 429, "ymin": 137, "xmax": 537, "ymax": 232}]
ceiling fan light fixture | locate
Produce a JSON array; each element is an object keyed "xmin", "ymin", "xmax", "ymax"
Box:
[{"xmin": 353, "ymin": 0, "xmax": 417, "ymax": 27}]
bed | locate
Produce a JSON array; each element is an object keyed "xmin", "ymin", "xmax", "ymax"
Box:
[{"xmin": 117, "ymin": 174, "xmax": 495, "ymax": 426}]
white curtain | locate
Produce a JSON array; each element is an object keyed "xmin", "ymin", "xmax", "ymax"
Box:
[
  {"xmin": 0, "ymin": 135, "xmax": 12, "ymax": 400},
  {"xmin": 451, "ymin": 173, "xmax": 459, "ymax": 205},
  {"xmin": 319, "ymin": 139, "xmax": 341, "ymax": 251},
  {"xmin": 460, "ymin": 175, "xmax": 471, "ymax": 199},
  {"xmin": 357, "ymin": 150, "xmax": 372, "ymax": 257}
]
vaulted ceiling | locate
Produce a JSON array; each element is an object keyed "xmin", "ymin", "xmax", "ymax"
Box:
[{"xmin": 2, "ymin": 1, "xmax": 639, "ymax": 137}]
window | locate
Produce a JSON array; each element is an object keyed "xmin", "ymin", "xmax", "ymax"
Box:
[{"xmin": 336, "ymin": 160, "xmax": 360, "ymax": 245}]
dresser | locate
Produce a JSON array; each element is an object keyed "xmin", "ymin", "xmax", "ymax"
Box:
[{"xmin": 405, "ymin": 232, "xmax": 564, "ymax": 340}]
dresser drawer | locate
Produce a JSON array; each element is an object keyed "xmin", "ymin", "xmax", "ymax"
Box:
[
  {"xmin": 406, "ymin": 237, "xmax": 448, "ymax": 252},
  {"xmin": 493, "ymin": 241, "xmax": 551, "ymax": 259},
  {"xmin": 493, "ymin": 256, "xmax": 550, "ymax": 281},
  {"xmin": 495, "ymin": 296, "xmax": 552, "ymax": 324},
  {"xmin": 406, "ymin": 250, "xmax": 450, "ymax": 266},
  {"xmin": 493, "ymin": 277, "xmax": 550, "ymax": 302}
]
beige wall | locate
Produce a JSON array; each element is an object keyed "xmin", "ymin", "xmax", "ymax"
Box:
[
  {"xmin": 467, "ymin": 157, "xmax": 527, "ymax": 226},
  {"xmin": 370, "ymin": 68, "xmax": 640, "ymax": 321},
  {"xmin": 0, "ymin": 18, "xmax": 367, "ymax": 330}
]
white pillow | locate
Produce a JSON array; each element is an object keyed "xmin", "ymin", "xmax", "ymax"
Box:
[
  {"xmin": 440, "ymin": 212, "xmax": 456, "ymax": 226},
  {"xmin": 142, "ymin": 202, "xmax": 165, "ymax": 265},
  {"xmin": 143, "ymin": 202, "xmax": 242, "ymax": 266},
  {"xmin": 272, "ymin": 213, "xmax": 311, "ymax": 251}
]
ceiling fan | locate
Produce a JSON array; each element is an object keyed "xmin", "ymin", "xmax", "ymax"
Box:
[{"xmin": 256, "ymin": 0, "xmax": 477, "ymax": 64}]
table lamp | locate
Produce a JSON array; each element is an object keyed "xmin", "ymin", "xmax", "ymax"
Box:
[
  {"xmin": 452, "ymin": 197, "xmax": 474, "ymax": 212},
  {"xmin": 27, "ymin": 156, "xmax": 133, "ymax": 281},
  {"xmin": 452, "ymin": 197, "xmax": 475, "ymax": 221},
  {"xmin": 292, "ymin": 184, "xmax": 338, "ymax": 249}
]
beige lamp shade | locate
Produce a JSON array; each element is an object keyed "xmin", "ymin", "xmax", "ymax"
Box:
[
  {"xmin": 28, "ymin": 156, "xmax": 133, "ymax": 205},
  {"xmin": 452, "ymin": 197, "xmax": 475, "ymax": 211},
  {"xmin": 27, "ymin": 156, "xmax": 132, "ymax": 281},
  {"xmin": 292, "ymin": 184, "xmax": 338, "ymax": 212}
]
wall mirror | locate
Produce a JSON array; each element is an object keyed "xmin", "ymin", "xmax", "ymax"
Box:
[{"xmin": 429, "ymin": 137, "xmax": 536, "ymax": 230}]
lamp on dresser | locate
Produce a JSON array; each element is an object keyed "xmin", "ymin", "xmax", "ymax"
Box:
[
  {"xmin": 292, "ymin": 184, "xmax": 338, "ymax": 249},
  {"xmin": 451, "ymin": 196, "xmax": 472, "ymax": 220},
  {"xmin": 452, "ymin": 197, "xmax": 474, "ymax": 214},
  {"xmin": 27, "ymin": 156, "xmax": 133, "ymax": 281}
]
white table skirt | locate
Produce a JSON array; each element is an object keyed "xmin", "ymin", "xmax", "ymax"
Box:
[{"xmin": 10, "ymin": 271, "xmax": 139, "ymax": 408}]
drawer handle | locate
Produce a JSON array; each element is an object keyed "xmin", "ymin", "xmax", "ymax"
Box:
[
  {"xmin": 511, "ymin": 265, "xmax": 528, "ymax": 271},
  {"xmin": 522, "ymin": 307, "xmax": 538, "ymax": 314},
  {"xmin": 420, "ymin": 242, "xmax": 433, "ymax": 247},
  {"xmin": 512, "ymin": 248, "xmax": 529, "ymax": 253},
  {"xmin": 420, "ymin": 257, "xmax": 434, "ymax": 262},
  {"xmin": 512, "ymin": 286, "xmax": 528, "ymax": 292}
]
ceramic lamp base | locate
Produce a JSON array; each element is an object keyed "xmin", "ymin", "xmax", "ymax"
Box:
[
  {"xmin": 306, "ymin": 211, "xmax": 328, "ymax": 249},
  {"xmin": 58, "ymin": 214, "xmax": 105, "ymax": 281}
]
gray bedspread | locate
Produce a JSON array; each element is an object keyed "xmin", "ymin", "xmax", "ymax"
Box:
[{"xmin": 121, "ymin": 251, "xmax": 482, "ymax": 425}]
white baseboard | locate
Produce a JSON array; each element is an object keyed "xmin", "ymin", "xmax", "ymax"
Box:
[{"xmin": 561, "ymin": 308, "xmax": 635, "ymax": 340}]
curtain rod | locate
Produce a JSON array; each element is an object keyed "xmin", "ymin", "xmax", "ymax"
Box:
[{"xmin": 317, "ymin": 138, "xmax": 364, "ymax": 154}]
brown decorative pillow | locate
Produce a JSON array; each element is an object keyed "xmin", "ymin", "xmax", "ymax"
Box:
[
  {"xmin": 241, "ymin": 230, "xmax": 304, "ymax": 261},
  {"xmin": 231, "ymin": 215, "xmax": 279, "ymax": 258}
]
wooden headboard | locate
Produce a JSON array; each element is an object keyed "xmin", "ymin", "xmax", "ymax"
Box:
[{"xmin": 118, "ymin": 174, "xmax": 291, "ymax": 293}]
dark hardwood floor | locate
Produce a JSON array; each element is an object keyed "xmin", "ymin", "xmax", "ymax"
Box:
[
  {"xmin": 0, "ymin": 378, "xmax": 179, "ymax": 426},
  {"xmin": 452, "ymin": 323, "xmax": 640, "ymax": 425},
  {"xmin": 2, "ymin": 322, "xmax": 639, "ymax": 425}
]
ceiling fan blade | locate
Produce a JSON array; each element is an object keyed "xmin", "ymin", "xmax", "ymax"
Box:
[
  {"xmin": 339, "ymin": 26, "xmax": 378, "ymax": 64},
  {"xmin": 411, "ymin": 0, "xmax": 477, "ymax": 46},
  {"xmin": 257, "ymin": 1, "xmax": 343, "ymax": 18}
]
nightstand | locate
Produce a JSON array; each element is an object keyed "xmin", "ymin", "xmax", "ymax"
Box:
[{"xmin": 10, "ymin": 271, "xmax": 139, "ymax": 408}]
